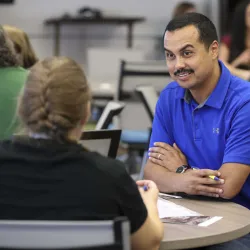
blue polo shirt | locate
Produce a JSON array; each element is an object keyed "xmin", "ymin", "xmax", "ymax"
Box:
[{"xmin": 150, "ymin": 61, "xmax": 250, "ymax": 209}]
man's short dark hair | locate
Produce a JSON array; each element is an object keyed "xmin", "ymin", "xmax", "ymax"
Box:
[{"xmin": 164, "ymin": 13, "xmax": 218, "ymax": 49}]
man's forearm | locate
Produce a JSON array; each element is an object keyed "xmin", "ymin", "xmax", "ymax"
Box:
[{"xmin": 144, "ymin": 161, "xmax": 183, "ymax": 193}]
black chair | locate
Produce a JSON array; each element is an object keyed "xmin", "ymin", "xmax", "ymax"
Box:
[
  {"xmin": 117, "ymin": 60, "xmax": 170, "ymax": 173},
  {"xmin": 80, "ymin": 129, "xmax": 121, "ymax": 158},
  {"xmin": 135, "ymin": 85, "xmax": 158, "ymax": 122},
  {"xmin": 117, "ymin": 60, "xmax": 171, "ymax": 101},
  {"xmin": 95, "ymin": 101, "xmax": 125, "ymax": 130},
  {"xmin": 0, "ymin": 217, "xmax": 130, "ymax": 250}
]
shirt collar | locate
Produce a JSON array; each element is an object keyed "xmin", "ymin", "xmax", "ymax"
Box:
[
  {"xmin": 183, "ymin": 90, "xmax": 192, "ymax": 104},
  {"xmin": 176, "ymin": 60, "xmax": 231, "ymax": 109}
]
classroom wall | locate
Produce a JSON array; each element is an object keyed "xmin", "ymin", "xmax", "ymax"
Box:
[
  {"xmin": 0, "ymin": 0, "xmax": 220, "ymax": 130},
  {"xmin": 0, "ymin": 0, "xmax": 219, "ymax": 67}
]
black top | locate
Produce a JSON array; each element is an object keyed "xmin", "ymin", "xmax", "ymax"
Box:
[{"xmin": 0, "ymin": 137, "xmax": 147, "ymax": 233}]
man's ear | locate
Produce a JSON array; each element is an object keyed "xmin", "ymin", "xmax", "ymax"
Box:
[{"xmin": 210, "ymin": 40, "xmax": 219, "ymax": 59}]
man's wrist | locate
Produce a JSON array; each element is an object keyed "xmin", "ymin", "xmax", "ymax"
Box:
[{"xmin": 175, "ymin": 164, "xmax": 190, "ymax": 173}]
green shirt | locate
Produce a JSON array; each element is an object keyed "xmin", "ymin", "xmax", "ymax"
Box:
[{"xmin": 0, "ymin": 67, "xmax": 28, "ymax": 139}]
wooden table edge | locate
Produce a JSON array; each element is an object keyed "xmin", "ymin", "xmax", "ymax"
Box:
[{"xmin": 160, "ymin": 223, "xmax": 250, "ymax": 249}]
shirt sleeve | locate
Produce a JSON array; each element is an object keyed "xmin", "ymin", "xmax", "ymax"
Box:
[
  {"xmin": 223, "ymin": 101, "xmax": 250, "ymax": 165},
  {"xmin": 115, "ymin": 166, "xmax": 148, "ymax": 234},
  {"xmin": 149, "ymin": 93, "xmax": 174, "ymax": 148}
]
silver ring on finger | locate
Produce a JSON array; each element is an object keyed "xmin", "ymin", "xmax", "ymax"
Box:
[{"xmin": 158, "ymin": 153, "xmax": 161, "ymax": 160}]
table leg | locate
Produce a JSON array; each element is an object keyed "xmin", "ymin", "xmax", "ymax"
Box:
[
  {"xmin": 127, "ymin": 23, "xmax": 133, "ymax": 48},
  {"xmin": 54, "ymin": 24, "xmax": 60, "ymax": 56}
]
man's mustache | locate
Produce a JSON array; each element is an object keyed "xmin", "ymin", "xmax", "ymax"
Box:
[{"xmin": 174, "ymin": 68, "xmax": 194, "ymax": 76}]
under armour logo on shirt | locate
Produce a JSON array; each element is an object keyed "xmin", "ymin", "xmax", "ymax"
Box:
[{"xmin": 213, "ymin": 128, "xmax": 220, "ymax": 134}]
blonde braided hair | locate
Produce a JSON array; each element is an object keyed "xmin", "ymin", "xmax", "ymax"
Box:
[{"xmin": 18, "ymin": 56, "xmax": 91, "ymax": 141}]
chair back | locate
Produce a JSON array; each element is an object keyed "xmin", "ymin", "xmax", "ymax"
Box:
[
  {"xmin": 117, "ymin": 61, "xmax": 168, "ymax": 130},
  {"xmin": 117, "ymin": 60, "xmax": 172, "ymax": 101},
  {"xmin": 80, "ymin": 129, "xmax": 121, "ymax": 158},
  {"xmin": 0, "ymin": 217, "xmax": 130, "ymax": 250},
  {"xmin": 135, "ymin": 85, "xmax": 158, "ymax": 122},
  {"xmin": 96, "ymin": 101, "xmax": 125, "ymax": 130}
]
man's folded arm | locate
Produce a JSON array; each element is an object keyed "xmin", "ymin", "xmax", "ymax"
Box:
[
  {"xmin": 214, "ymin": 163, "xmax": 250, "ymax": 199},
  {"xmin": 211, "ymin": 102, "xmax": 250, "ymax": 199},
  {"xmin": 144, "ymin": 160, "xmax": 184, "ymax": 193}
]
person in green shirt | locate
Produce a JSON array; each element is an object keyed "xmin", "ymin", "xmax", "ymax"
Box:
[{"xmin": 0, "ymin": 26, "xmax": 28, "ymax": 139}]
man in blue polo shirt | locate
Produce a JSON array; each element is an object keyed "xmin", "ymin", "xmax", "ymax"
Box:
[{"xmin": 144, "ymin": 12, "xmax": 250, "ymax": 249}]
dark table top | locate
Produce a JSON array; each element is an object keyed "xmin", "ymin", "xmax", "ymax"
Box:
[{"xmin": 45, "ymin": 16, "xmax": 145, "ymax": 25}]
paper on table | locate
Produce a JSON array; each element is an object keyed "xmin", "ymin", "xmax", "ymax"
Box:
[
  {"xmin": 198, "ymin": 216, "xmax": 222, "ymax": 227},
  {"xmin": 159, "ymin": 192, "xmax": 182, "ymax": 199},
  {"xmin": 157, "ymin": 198, "xmax": 201, "ymax": 218},
  {"xmin": 161, "ymin": 216, "xmax": 223, "ymax": 227},
  {"xmin": 157, "ymin": 198, "xmax": 223, "ymax": 227}
]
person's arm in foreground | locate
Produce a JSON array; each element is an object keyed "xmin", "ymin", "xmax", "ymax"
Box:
[{"xmin": 131, "ymin": 180, "xmax": 164, "ymax": 250}]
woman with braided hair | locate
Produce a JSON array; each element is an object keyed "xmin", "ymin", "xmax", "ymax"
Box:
[{"xmin": 0, "ymin": 57, "xmax": 163, "ymax": 250}]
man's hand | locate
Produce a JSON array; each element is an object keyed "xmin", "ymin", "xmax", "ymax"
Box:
[
  {"xmin": 179, "ymin": 169, "xmax": 225, "ymax": 197},
  {"xmin": 148, "ymin": 142, "xmax": 187, "ymax": 172},
  {"xmin": 147, "ymin": 142, "xmax": 225, "ymax": 197}
]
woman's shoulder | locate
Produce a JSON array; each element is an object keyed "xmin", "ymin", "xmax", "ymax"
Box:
[
  {"xmin": 0, "ymin": 137, "xmax": 130, "ymax": 185},
  {"xmin": 0, "ymin": 66, "xmax": 28, "ymax": 74},
  {"xmin": 83, "ymin": 150, "xmax": 129, "ymax": 180},
  {"xmin": 0, "ymin": 67, "xmax": 28, "ymax": 88}
]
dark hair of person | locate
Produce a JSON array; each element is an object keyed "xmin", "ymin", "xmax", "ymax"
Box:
[
  {"xmin": 229, "ymin": 0, "xmax": 250, "ymax": 63},
  {"xmin": 164, "ymin": 12, "xmax": 218, "ymax": 50},
  {"xmin": 173, "ymin": 1, "xmax": 196, "ymax": 18}
]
